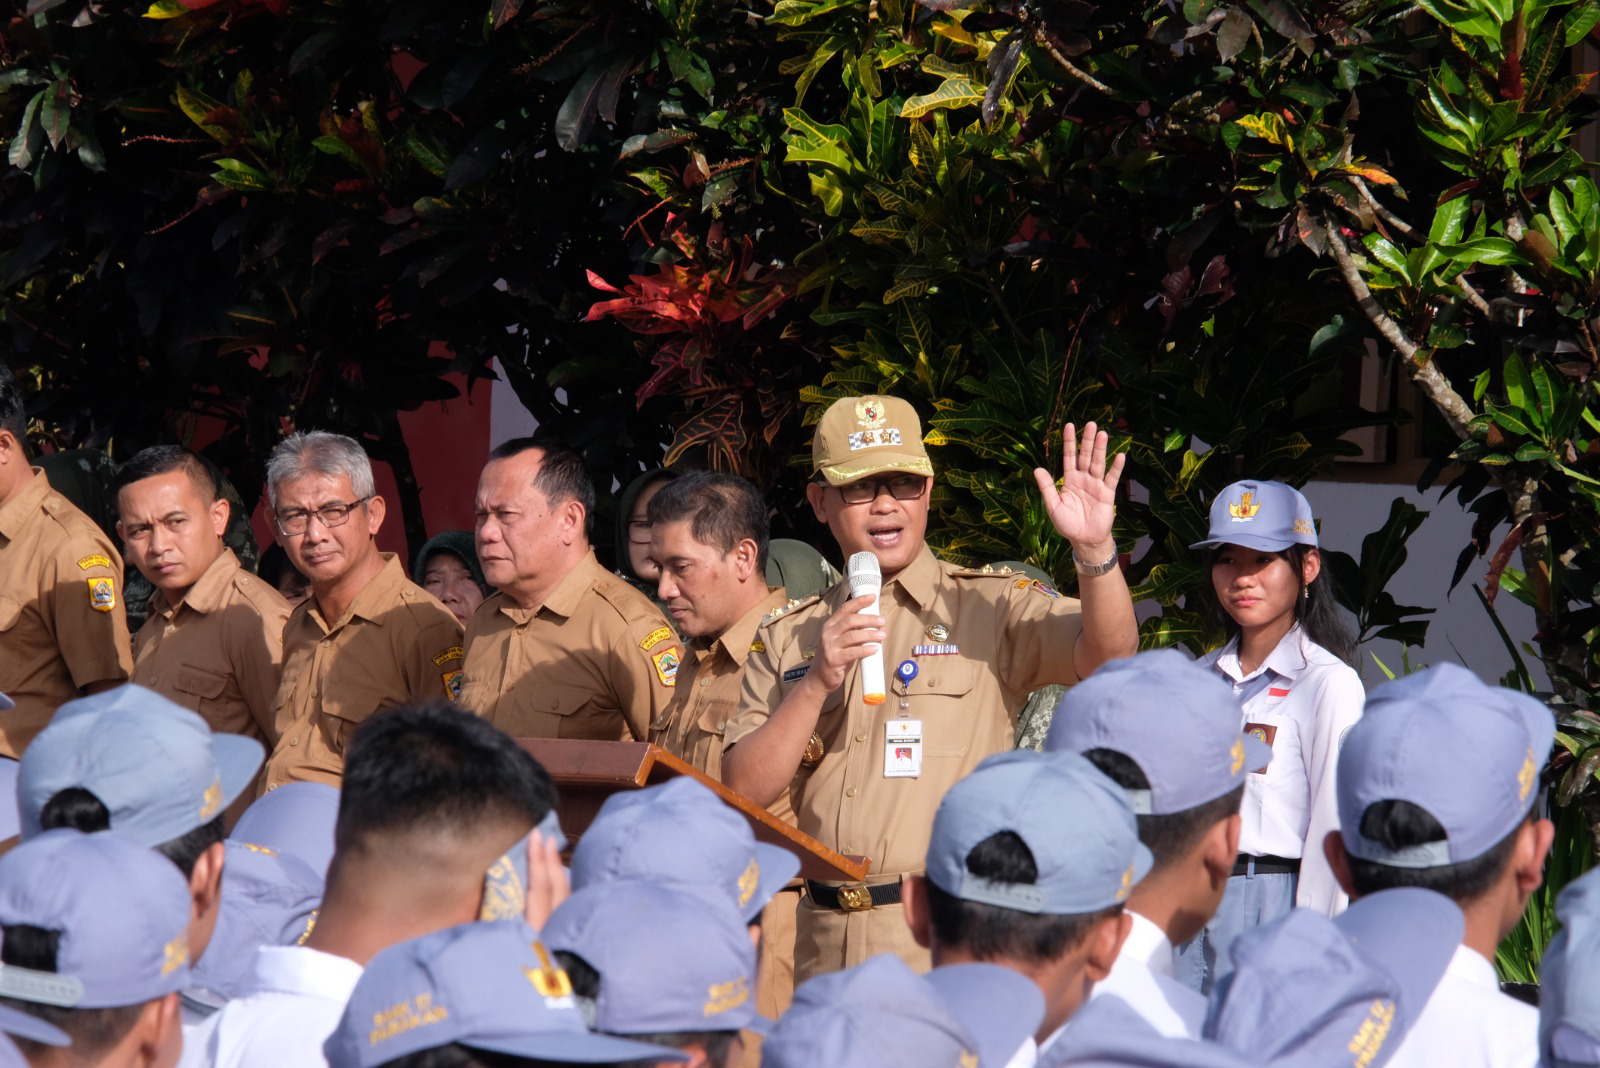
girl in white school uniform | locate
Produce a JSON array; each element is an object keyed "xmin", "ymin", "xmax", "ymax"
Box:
[{"xmin": 1172, "ymin": 479, "xmax": 1366, "ymax": 993}]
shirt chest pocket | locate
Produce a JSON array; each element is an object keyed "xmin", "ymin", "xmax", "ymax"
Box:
[
  {"xmin": 910, "ymin": 657, "xmax": 977, "ymax": 758},
  {"xmin": 174, "ymin": 666, "xmax": 228, "ymax": 702},
  {"xmin": 0, "ymin": 596, "xmax": 22, "ymax": 633},
  {"xmin": 521, "ymin": 684, "xmax": 609, "ymax": 739},
  {"xmin": 693, "ymin": 697, "xmax": 739, "ymax": 739}
]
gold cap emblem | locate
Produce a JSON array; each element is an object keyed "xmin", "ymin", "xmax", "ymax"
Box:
[
  {"xmin": 855, "ymin": 398, "xmax": 887, "ymax": 428},
  {"xmin": 1228, "ymin": 492, "xmax": 1261, "ymax": 520},
  {"xmin": 1230, "ymin": 739, "xmax": 1246, "ymax": 776}
]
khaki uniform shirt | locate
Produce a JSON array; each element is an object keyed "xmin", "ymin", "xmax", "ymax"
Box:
[
  {"xmin": 650, "ymin": 587, "xmax": 789, "ymax": 782},
  {"xmin": 458, "ymin": 550, "xmax": 677, "ymax": 742},
  {"xmin": 0, "ymin": 468, "xmax": 132, "ymax": 755},
  {"xmin": 133, "ymin": 549, "xmax": 292, "ymax": 745},
  {"xmin": 261, "ymin": 553, "xmax": 463, "ymax": 791},
  {"xmin": 727, "ymin": 545, "xmax": 1086, "ymax": 880}
]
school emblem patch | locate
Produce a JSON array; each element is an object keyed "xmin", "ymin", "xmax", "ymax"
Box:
[
  {"xmin": 87, "ymin": 577, "xmax": 116, "ymax": 612},
  {"xmin": 442, "ymin": 670, "xmax": 464, "ymax": 700},
  {"xmin": 651, "ymin": 647, "xmax": 680, "ymax": 687},
  {"xmin": 1228, "ymin": 492, "xmax": 1261, "ymax": 521}
]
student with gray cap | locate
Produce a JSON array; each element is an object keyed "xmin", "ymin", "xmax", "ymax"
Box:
[
  {"xmin": 323, "ymin": 919, "xmax": 684, "ymax": 1068},
  {"xmin": 186, "ymin": 702, "xmax": 562, "ymax": 1068},
  {"xmin": 1035, "ymin": 995, "xmax": 1246, "ymax": 1068},
  {"xmin": 763, "ymin": 954, "xmax": 1043, "ymax": 1068},
  {"xmin": 1045, "ymin": 649, "xmax": 1268, "ymax": 1037},
  {"xmin": 902, "ymin": 749, "xmax": 1152, "ymax": 1060},
  {"xmin": 1200, "ymin": 887, "xmax": 1464, "ymax": 1068},
  {"xmin": 1176, "ymin": 479, "xmax": 1364, "ymax": 993},
  {"xmin": 16, "ymin": 685, "xmax": 265, "ymax": 1027},
  {"xmin": 542, "ymin": 883, "xmax": 762, "ymax": 1068},
  {"xmin": 1324, "ymin": 663, "xmax": 1553, "ymax": 1068},
  {"xmin": 570, "ymin": 778, "xmax": 800, "ymax": 924},
  {"xmin": 227, "ymin": 781, "xmax": 339, "ymax": 878},
  {"xmin": 0, "ymin": 829, "xmax": 194, "ymax": 1068},
  {"xmin": 1537, "ymin": 866, "xmax": 1600, "ymax": 1067}
]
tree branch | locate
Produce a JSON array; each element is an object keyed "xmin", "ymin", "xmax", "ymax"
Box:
[
  {"xmin": 1350, "ymin": 175, "xmax": 1416, "ymax": 237},
  {"xmin": 1456, "ymin": 275, "xmax": 1492, "ymax": 316},
  {"xmin": 1030, "ymin": 27, "xmax": 1113, "ymax": 95},
  {"xmin": 1323, "ymin": 218, "xmax": 1476, "ymax": 440}
]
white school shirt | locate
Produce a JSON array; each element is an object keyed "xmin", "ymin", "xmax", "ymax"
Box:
[
  {"xmin": 1089, "ymin": 912, "xmax": 1205, "ymax": 1037},
  {"xmin": 178, "ymin": 945, "xmax": 362, "ymax": 1068},
  {"xmin": 1385, "ymin": 944, "xmax": 1537, "ymax": 1068},
  {"xmin": 1200, "ymin": 625, "xmax": 1364, "ymax": 915}
]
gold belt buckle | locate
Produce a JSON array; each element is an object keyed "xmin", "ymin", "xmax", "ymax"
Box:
[{"xmin": 837, "ymin": 884, "xmax": 873, "ymax": 911}]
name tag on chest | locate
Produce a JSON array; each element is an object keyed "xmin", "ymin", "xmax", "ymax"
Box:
[{"xmin": 884, "ymin": 719, "xmax": 923, "ymax": 779}]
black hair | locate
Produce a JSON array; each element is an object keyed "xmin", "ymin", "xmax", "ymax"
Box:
[
  {"xmin": 1344, "ymin": 800, "xmax": 1529, "ymax": 904},
  {"xmin": 646, "ymin": 471, "xmax": 770, "ymax": 570},
  {"xmin": 925, "ymin": 831, "xmax": 1121, "ymax": 964},
  {"xmin": 1082, "ymin": 750, "xmax": 1245, "ymax": 869},
  {"xmin": 37, "ymin": 786, "xmax": 224, "ymax": 879},
  {"xmin": 487, "ymin": 437, "xmax": 596, "ymax": 538},
  {"xmin": 0, "ymin": 362, "xmax": 25, "ymax": 449},
  {"xmin": 378, "ymin": 1047, "xmax": 597, "ymax": 1068},
  {"xmin": 1207, "ymin": 543, "xmax": 1356, "ymax": 666},
  {"xmin": 112, "ymin": 445, "xmax": 220, "ymax": 507},
  {"xmin": 0, "ymin": 925, "xmax": 147, "ymax": 1058},
  {"xmin": 549, "ymin": 952, "xmax": 736, "ymax": 1068},
  {"xmin": 336, "ymin": 702, "xmax": 556, "ymax": 852}
]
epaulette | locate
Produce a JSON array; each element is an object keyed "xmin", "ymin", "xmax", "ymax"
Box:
[
  {"xmin": 951, "ymin": 563, "xmax": 1016, "ymax": 577},
  {"xmin": 761, "ymin": 593, "xmax": 821, "ymax": 626}
]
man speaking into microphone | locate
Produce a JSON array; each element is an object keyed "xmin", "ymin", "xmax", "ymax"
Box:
[{"xmin": 724, "ymin": 394, "xmax": 1138, "ymax": 981}]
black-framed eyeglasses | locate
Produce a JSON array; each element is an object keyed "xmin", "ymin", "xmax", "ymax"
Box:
[
  {"xmin": 835, "ymin": 474, "xmax": 928, "ymax": 505},
  {"xmin": 275, "ymin": 497, "xmax": 371, "ymax": 537}
]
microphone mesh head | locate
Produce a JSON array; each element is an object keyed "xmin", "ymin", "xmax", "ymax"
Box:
[{"xmin": 846, "ymin": 552, "xmax": 881, "ymax": 597}]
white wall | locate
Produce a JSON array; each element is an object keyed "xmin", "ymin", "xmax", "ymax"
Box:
[{"xmin": 1304, "ymin": 479, "xmax": 1548, "ymax": 691}]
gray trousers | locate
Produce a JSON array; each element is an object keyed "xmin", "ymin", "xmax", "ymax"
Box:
[{"xmin": 1171, "ymin": 866, "xmax": 1297, "ymax": 994}]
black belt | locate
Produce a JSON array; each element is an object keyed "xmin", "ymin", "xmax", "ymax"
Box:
[
  {"xmin": 806, "ymin": 879, "xmax": 903, "ymax": 911},
  {"xmin": 1232, "ymin": 854, "xmax": 1301, "ymax": 877}
]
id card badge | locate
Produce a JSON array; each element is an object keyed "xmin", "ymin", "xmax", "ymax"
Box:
[{"xmin": 884, "ymin": 719, "xmax": 923, "ymax": 778}]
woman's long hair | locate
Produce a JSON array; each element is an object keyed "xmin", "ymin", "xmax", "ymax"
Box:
[{"xmin": 1207, "ymin": 544, "xmax": 1357, "ymax": 666}]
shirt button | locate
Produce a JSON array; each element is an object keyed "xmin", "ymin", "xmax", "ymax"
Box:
[
  {"xmin": 320, "ymin": 639, "xmax": 331, "ymax": 648},
  {"xmin": 148, "ymin": 675, "xmax": 159, "ymax": 685},
  {"xmin": 289, "ymin": 737, "xmax": 299, "ymax": 746},
  {"xmin": 846, "ymin": 786, "xmax": 858, "ymax": 798},
  {"xmin": 854, "ymin": 732, "xmax": 867, "ymax": 743},
  {"xmin": 699, "ymin": 677, "xmax": 711, "ymax": 688},
  {"xmin": 717, "ymin": 722, "xmax": 726, "ymax": 731}
]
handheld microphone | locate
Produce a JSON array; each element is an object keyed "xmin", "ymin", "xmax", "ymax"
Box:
[{"xmin": 846, "ymin": 551, "xmax": 887, "ymax": 705}]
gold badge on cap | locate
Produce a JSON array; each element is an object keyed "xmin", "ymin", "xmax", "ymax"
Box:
[
  {"xmin": 855, "ymin": 398, "xmax": 887, "ymax": 428},
  {"xmin": 927, "ymin": 623, "xmax": 949, "ymax": 642},
  {"xmin": 1228, "ymin": 491, "xmax": 1261, "ymax": 521}
]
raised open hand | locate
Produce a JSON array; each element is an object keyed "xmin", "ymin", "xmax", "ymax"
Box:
[{"xmin": 1031, "ymin": 421, "xmax": 1125, "ymax": 552}]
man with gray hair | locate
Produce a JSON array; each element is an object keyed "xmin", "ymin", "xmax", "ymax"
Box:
[{"xmin": 258, "ymin": 430, "xmax": 462, "ymax": 794}]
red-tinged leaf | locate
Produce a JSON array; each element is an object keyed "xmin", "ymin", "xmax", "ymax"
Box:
[
  {"xmin": 585, "ymin": 268, "xmax": 621, "ymax": 294},
  {"xmin": 39, "ymin": 80, "xmax": 72, "ymax": 151},
  {"xmin": 740, "ymin": 286, "xmax": 794, "ymax": 329},
  {"xmin": 491, "ymin": 0, "xmax": 524, "ymax": 30},
  {"xmin": 1437, "ymin": 179, "xmax": 1480, "ymax": 204},
  {"xmin": 312, "ymin": 220, "xmax": 357, "ymax": 265},
  {"xmin": 1483, "ymin": 512, "xmax": 1547, "ymax": 605},
  {"xmin": 663, "ymin": 393, "xmax": 747, "ymax": 469},
  {"xmin": 1342, "ymin": 164, "xmax": 1398, "ymax": 186},
  {"xmin": 380, "ymin": 227, "xmax": 430, "ymax": 255}
]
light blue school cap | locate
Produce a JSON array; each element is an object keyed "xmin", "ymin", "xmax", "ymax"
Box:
[
  {"xmin": 1047, "ymin": 649, "xmax": 1269, "ymax": 815},
  {"xmin": 1337, "ymin": 663, "xmax": 1554, "ymax": 867},
  {"xmin": 927, "ymin": 750, "xmax": 1152, "ymax": 914},
  {"xmin": 0, "ymin": 829, "xmax": 192, "ymax": 1010},
  {"xmin": 187, "ymin": 840, "xmax": 323, "ymax": 1007},
  {"xmin": 542, "ymin": 881, "xmax": 763, "ymax": 1035},
  {"xmin": 323, "ymin": 920, "xmax": 684, "ymax": 1068},
  {"xmin": 231, "ymin": 782, "xmax": 340, "ymax": 877},
  {"xmin": 1205, "ymin": 887, "xmax": 1463, "ymax": 1068},
  {"xmin": 1191, "ymin": 480, "xmax": 1317, "ymax": 552},
  {"xmin": 1539, "ymin": 867, "xmax": 1600, "ymax": 1066},
  {"xmin": 570, "ymin": 777, "xmax": 798, "ymax": 922},
  {"xmin": 18, "ymin": 685, "xmax": 263, "ymax": 846},
  {"xmin": 763, "ymin": 955, "xmax": 1044, "ymax": 1068},
  {"xmin": 1038, "ymin": 994, "xmax": 1248, "ymax": 1068}
]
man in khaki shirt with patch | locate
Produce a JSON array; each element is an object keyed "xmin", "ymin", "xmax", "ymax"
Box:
[
  {"xmin": 458, "ymin": 438, "xmax": 675, "ymax": 741},
  {"xmin": 645, "ymin": 471, "xmax": 798, "ymax": 1066},
  {"xmin": 0, "ymin": 364, "xmax": 131, "ymax": 756},
  {"xmin": 259, "ymin": 430, "xmax": 463, "ymax": 793},
  {"xmin": 723, "ymin": 395, "xmax": 1139, "ymax": 982},
  {"xmin": 115, "ymin": 445, "xmax": 291, "ymax": 745}
]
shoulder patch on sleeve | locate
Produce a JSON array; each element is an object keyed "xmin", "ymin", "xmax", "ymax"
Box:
[
  {"xmin": 442, "ymin": 669, "xmax": 464, "ymax": 699},
  {"xmin": 77, "ymin": 553, "xmax": 112, "ymax": 570},
  {"xmin": 432, "ymin": 646, "xmax": 465, "ymax": 666},
  {"xmin": 87, "ymin": 577, "xmax": 116, "ymax": 612},
  {"xmin": 640, "ymin": 626, "xmax": 673, "ymax": 652},
  {"xmin": 650, "ymin": 645, "xmax": 681, "ymax": 687}
]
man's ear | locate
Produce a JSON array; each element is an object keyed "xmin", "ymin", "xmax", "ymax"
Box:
[
  {"xmin": 209, "ymin": 495, "xmax": 231, "ymax": 538},
  {"xmin": 190, "ymin": 839, "xmax": 227, "ymax": 921},
  {"xmin": 733, "ymin": 538, "xmax": 761, "ymax": 583},
  {"xmin": 1201, "ymin": 813, "xmax": 1241, "ymax": 885},
  {"xmin": 902, "ymin": 874, "xmax": 933, "ymax": 951},
  {"xmin": 804, "ymin": 481, "xmax": 829, "ymax": 525},
  {"xmin": 1323, "ymin": 830, "xmax": 1358, "ymax": 898},
  {"xmin": 1083, "ymin": 909, "xmax": 1133, "ymax": 984},
  {"xmin": 1514, "ymin": 817, "xmax": 1556, "ymax": 898},
  {"xmin": 133, "ymin": 991, "xmax": 182, "ymax": 1068}
]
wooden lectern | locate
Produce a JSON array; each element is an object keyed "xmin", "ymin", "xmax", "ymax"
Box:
[{"xmin": 517, "ymin": 738, "xmax": 870, "ymax": 884}]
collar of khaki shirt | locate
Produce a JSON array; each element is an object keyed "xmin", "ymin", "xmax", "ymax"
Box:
[
  {"xmin": 0, "ymin": 468, "xmax": 53, "ymax": 541},
  {"xmin": 884, "ymin": 542, "xmax": 940, "ymax": 609},
  {"xmin": 706, "ymin": 586, "xmax": 787, "ymax": 666},
  {"xmin": 1214, "ymin": 624, "xmax": 1310, "ymax": 683},
  {"xmin": 496, "ymin": 548, "xmax": 606, "ymax": 624},
  {"xmin": 148, "ymin": 547, "xmax": 241, "ymax": 620},
  {"xmin": 306, "ymin": 551, "xmax": 408, "ymax": 634}
]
